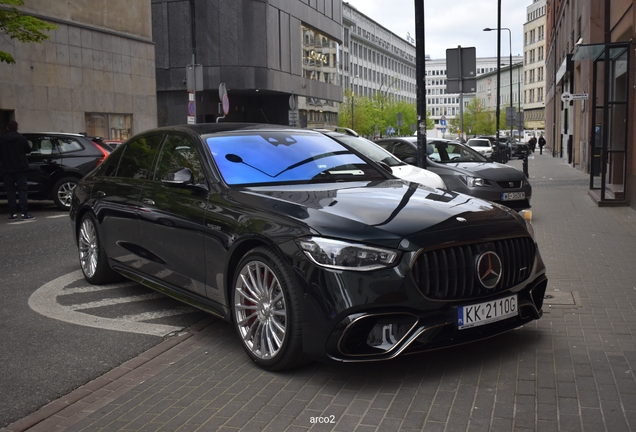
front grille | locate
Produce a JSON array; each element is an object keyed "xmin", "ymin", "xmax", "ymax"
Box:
[
  {"xmin": 496, "ymin": 180, "xmax": 522, "ymax": 189},
  {"xmin": 413, "ymin": 237, "xmax": 536, "ymax": 301}
]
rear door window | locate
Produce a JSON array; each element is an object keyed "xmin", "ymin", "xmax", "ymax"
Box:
[
  {"xmin": 116, "ymin": 134, "xmax": 164, "ymax": 179},
  {"xmin": 24, "ymin": 135, "xmax": 62, "ymax": 156}
]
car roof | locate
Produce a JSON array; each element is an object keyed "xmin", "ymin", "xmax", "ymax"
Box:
[
  {"xmin": 23, "ymin": 132, "xmax": 86, "ymax": 137},
  {"xmin": 149, "ymin": 123, "xmax": 313, "ymax": 136}
]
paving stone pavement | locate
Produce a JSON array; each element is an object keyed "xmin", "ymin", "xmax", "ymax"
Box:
[{"xmin": 3, "ymin": 152, "xmax": 636, "ymax": 432}]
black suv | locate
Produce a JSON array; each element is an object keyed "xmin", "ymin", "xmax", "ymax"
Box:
[{"xmin": 0, "ymin": 132, "xmax": 110, "ymax": 210}]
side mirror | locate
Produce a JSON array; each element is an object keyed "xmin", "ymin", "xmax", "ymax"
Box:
[
  {"xmin": 162, "ymin": 168, "xmax": 209, "ymax": 191},
  {"xmin": 162, "ymin": 167, "xmax": 195, "ymax": 185},
  {"xmin": 403, "ymin": 157, "xmax": 417, "ymax": 165}
]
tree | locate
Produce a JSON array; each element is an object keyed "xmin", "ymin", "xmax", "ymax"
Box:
[
  {"xmin": 449, "ymin": 97, "xmax": 497, "ymax": 137},
  {"xmin": 339, "ymin": 92, "xmax": 432, "ymax": 137},
  {"xmin": 0, "ymin": 0, "xmax": 57, "ymax": 64}
]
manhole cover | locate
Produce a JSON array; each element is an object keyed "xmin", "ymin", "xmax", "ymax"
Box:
[{"xmin": 544, "ymin": 291, "xmax": 579, "ymax": 306}]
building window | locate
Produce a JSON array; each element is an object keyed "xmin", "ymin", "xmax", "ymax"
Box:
[
  {"xmin": 302, "ymin": 25, "xmax": 339, "ymax": 85},
  {"xmin": 85, "ymin": 113, "xmax": 132, "ymax": 141}
]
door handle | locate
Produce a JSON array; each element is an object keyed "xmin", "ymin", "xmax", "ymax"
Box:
[
  {"xmin": 96, "ymin": 191, "xmax": 106, "ymax": 197},
  {"xmin": 142, "ymin": 198, "xmax": 155, "ymax": 206}
]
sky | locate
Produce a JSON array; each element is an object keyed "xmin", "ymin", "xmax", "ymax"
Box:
[{"xmin": 344, "ymin": 0, "xmax": 531, "ymax": 59}]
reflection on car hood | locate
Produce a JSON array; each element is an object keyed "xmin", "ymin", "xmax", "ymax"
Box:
[
  {"xmin": 390, "ymin": 165, "xmax": 447, "ymax": 189},
  {"xmin": 442, "ymin": 162, "xmax": 526, "ymax": 181},
  {"xmin": 238, "ymin": 180, "xmax": 527, "ymax": 250}
]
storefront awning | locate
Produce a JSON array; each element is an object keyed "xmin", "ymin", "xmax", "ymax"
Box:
[{"xmin": 572, "ymin": 42, "xmax": 630, "ymax": 61}]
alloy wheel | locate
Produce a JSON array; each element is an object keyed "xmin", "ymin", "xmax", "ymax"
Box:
[
  {"xmin": 234, "ymin": 260, "xmax": 287, "ymax": 360},
  {"xmin": 57, "ymin": 182, "xmax": 76, "ymax": 208},
  {"xmin": 79, "ymin": 218, "xmax": 98, "ymax": 278}
]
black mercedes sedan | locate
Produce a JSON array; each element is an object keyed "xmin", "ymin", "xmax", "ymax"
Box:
[
  {"xmin": 70, "ymin": 124, "xmax": 547, "ymax": 370},
  {"xmin": 375, "ymin": 137, "xmax": 532, "ymax": 211}
]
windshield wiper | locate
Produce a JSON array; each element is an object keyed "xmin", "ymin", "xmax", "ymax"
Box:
[{"xmin": 226, "ymin": 150, "xmax": 351, "ymax": 178}]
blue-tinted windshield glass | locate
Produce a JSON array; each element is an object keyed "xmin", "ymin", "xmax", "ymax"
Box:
[{"xmin": 207, "ymin": 132, "xmax": 376, "ymax": 185}]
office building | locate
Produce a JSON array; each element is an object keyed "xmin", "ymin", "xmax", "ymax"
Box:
[
  {"xmin": 523, "ymin": 0, "xmax": 547, "ymax": 130},
  {"xmin": 152, "ymin": 0, "xmax": 342, "ymax": 129}
]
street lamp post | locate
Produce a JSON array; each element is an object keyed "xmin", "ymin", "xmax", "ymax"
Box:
[
  {"xmin": 351, "ymin": 75, "xmax": 358, "ymax": 131},
  {"xmin": 484, "ymin": 27, "xmax": 513, "ymax": 146}
]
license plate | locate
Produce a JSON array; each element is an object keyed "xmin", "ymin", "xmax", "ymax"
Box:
[
  {"xmin": 502, "ymin": 192, "xmax": 525, "ymax": 201},
  {"xmin": 457, "ymin": 295, "xmax": 517, "ymax": 330}
]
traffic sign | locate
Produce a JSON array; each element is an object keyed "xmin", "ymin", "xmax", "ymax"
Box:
[
  {"xmin": 188, "ymin": 101, "xmax": 195, "ymax": 116},
  {"xmin": 561, "ymin": 92, "xmax": 588, "ymax": 102},
  {"xmin": 288, "ymin": 110, "xmax": 299, "ymax": 126},
  {"xmin": 222, "ymin": 94, "xmax": 230, "ymax": 115}
]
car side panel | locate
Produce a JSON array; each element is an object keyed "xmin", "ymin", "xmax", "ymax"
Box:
[
  {"xmin": 138, "ymin": 180, "xmax": 209, "ymax": 298},
  {"xmin": 92, "ymin": 177, "xmax": 145, "ymax": 268}
]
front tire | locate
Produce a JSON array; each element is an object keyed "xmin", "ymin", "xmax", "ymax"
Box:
[
  {"xmin": 231, "ymin": 247, "xmax": 305, "ymax": 370},
  {"xmin": 52, "ymin": 177, "xmax": 78, "ymax": 210},
  {"xmin": 78, "ymin": 213, "xmax": 122, "ymax": 284}
]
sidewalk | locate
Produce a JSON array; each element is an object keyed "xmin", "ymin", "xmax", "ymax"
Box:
[{"xmin": 4, "ymin": 153, "xmax": 636, "ymax": 432}]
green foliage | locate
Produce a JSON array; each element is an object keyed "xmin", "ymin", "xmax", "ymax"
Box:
[
  {"xmin": 449, "ymin": 97, "xmax": 498, "ymax": 136},
  {"xmin": 0, "ymin": 0, "xmax": 58, "ymax": 64},
  {"xmin": 339, "ymin": 92, "xmax": 432, "ymax": 137}
]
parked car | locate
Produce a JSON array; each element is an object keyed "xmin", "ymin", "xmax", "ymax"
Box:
[
  {"xmin": 510, "ymin": 140, "xmax": 531, "ymax": 159},
  {"xmin": 466, "ymin": 138, "xmax": 494, "ymax": 158},
  {"xmin": 315, "ymin": 129, "xmax": 447, "ymax": 190},
  {"xmin": 478, "ymin": 136, "xmax": 511, "ymax": 162},
  {"xmin": 0, "ymin": 132, "xmax": 110, "ymax": 210},
  {"xmin": 102, "ymin": 140, "xmax": 125, "ymax": 150},
  {"xmin": 70, "ymin": 124, "xmax": 547, "ymax": 370},
  {"xmin": 374, "ymin": 136, "xmax": 532, "ymax": 211}
]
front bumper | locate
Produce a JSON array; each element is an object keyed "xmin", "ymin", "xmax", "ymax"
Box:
[{"xmin": 294, "ymin": 240, "xmax": 547, "ymax": 363}]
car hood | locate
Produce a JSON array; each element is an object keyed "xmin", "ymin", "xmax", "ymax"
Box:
[
  {"xmin": 235, "ymin": 180, "xmax": 529, "ymax": 251},
  {"xmin": 437, "ymin": 161, "xmax": 526, "ymax": 181}
]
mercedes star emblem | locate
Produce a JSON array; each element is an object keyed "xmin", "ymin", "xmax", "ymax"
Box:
[{"xmin": 476, "ymin": 251, "xmax": 502, "ymax": 289}]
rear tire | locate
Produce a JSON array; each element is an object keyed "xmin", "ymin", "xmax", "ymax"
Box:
[
  {"xmin": 52, "ymin": 176, "xmax": 78, "ymax": 210},
  {"xmin": 231, "ymin": 247, "xmax": 306, "ymax": 370},
  {"xmin": 78, "ymin": 213, "xmax": 122, "ymax": 284}
]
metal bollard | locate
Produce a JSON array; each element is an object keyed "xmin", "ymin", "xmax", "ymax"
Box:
[{"xmin": 522, "ymin": 154, "xmax": 529, "ymax": 177}]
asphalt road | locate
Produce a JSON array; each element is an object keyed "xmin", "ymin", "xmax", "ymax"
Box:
[{"xmin": 0, "ymin": 200, "xmax": 206, "ymax": 427}]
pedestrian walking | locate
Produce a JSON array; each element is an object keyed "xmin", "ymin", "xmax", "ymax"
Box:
[
  {"xmin": 529, "ymin": 136, "xmax": 537, "ymax": 153},
  {"xmin": 0, "ymin": 120, "xmax": 35, "ymax": 221},
  {"xmin": 538, "ymin": 134, "xmax": 546, "ymax": 155}
]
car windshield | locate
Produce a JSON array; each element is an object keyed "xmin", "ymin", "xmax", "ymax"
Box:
[
  {"xmin": 206, "ymin": 131, "xmax": 384, "ymax": 186},
  {"xmin": 329, "ymin": 134, "xmax": 403, "ymax": 167},
  {"xmin": 427, "ymin": 141, "xmax": 488, "ymax": 163}
]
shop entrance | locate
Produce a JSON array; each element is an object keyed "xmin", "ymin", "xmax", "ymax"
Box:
[{"xmin": 588, "ymin": 43, "xmax": 630, "ymax": 203}]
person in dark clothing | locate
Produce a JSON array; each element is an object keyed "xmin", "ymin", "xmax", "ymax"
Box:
[
  {"xmin": 538, "ymin": 134, "xmax": 546, "ymax": 155},
  {"xmin": 528, "ymin": 136, "xmax": 537, "ymax": 153},
  {"xmin": 0, "ymin": 121, "xmax": 34, "ymax": 221}
]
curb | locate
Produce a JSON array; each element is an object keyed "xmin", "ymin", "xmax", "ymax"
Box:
[{"xmin": 1, "ymin": 317, "xmax": 217, "ymax": 432}]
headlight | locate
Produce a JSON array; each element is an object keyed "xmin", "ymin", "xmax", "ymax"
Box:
[
  {"xmin": 459, "ymin": 175, "xmax": 486, "ymax": 187},
  {"xmin": 296, "ymin": 237, "xmax": 399, "ymax": 271}
]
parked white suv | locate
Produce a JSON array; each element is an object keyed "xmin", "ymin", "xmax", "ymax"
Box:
[{"xmin": 466, "ymin": 138, "xmax": 494, "ymax": 158}]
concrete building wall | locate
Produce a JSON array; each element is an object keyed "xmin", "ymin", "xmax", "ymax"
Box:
[
  {"xmin": 152, "ymin": 0, "xmax": 342, "ymax": 127},
  {"xmin": 0, "ymin": 2, "xmax": 157, "ymax": 137}
]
